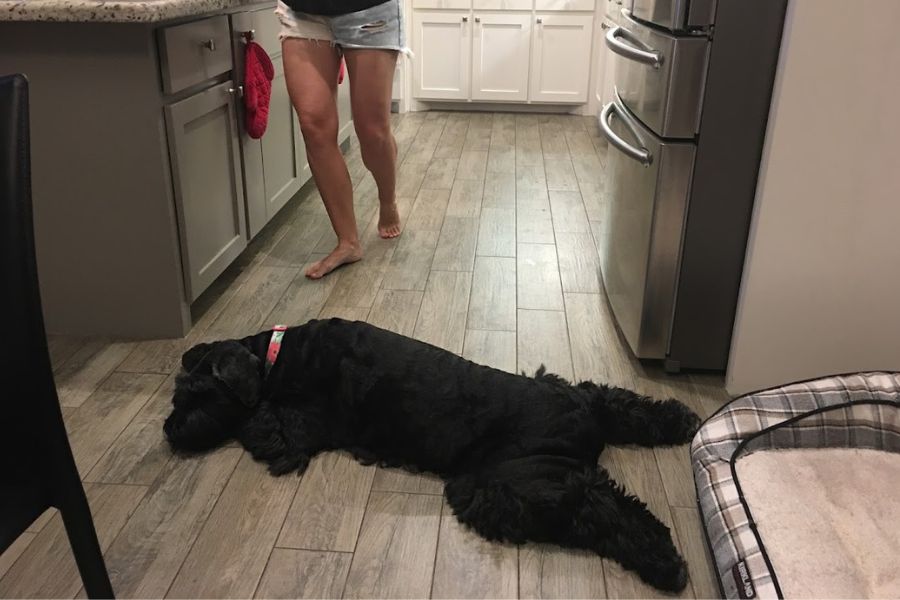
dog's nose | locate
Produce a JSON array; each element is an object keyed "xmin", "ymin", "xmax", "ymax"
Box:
[{"xmin": 163, "ymin": 414, "xmax": 175, "ymax": 439}]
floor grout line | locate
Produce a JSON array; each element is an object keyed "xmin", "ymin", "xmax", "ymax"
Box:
[
  {"xmin": 249, "ymin": 472, "xmax": 307, "ymax": 599},
  {"xmin": 428, "ymin": 499, "xmax": 444, "ymax": 599},
  {"xmin": 160, "ymin": 452, "xmax": 243, "ymax": 600}
]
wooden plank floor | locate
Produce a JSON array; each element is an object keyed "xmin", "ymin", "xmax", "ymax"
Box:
[{"xmin": 0, "ymin": 111, "xmax": 725, "ymax": 599}]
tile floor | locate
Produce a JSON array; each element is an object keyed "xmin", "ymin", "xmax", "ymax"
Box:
[{"xmin": 0, "ymin": 111, "xmax": 727, "ymax": 599}]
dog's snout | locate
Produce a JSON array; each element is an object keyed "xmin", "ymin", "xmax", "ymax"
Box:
[{"xmin": 163, "ymin": 413, "xmax": 176, "ymax": 440}]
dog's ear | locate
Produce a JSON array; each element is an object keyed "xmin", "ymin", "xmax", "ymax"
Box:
[
  {"xmin": 182, "ymin": 343, "xmax": 214, "ymax": 372},
  {"xmin": 211, "ymin": 342, "xmax": 262, "ymax": 407}
]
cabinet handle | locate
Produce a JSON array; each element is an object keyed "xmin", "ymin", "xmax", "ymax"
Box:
[
  {"xmin": 475, "ymin": 16, "xmax": 481, "ymax": 23},
  {"xmin": 462, "ymin": 16, "xmax": 468, "ymax": 22},
  {"xmin": 536, "ymin": 18, "xmax": 543, "ymax": 24},
  {"xmin": 227, "ymin": 85, "xmax": 244, "ymax": 97},
  {"xmin": 201, "ymin": 38, "xmax": 216, "ymax": 51},
  {"xmin": 601, "ymin": 22, "xmax": 609, "ymax": 30}
]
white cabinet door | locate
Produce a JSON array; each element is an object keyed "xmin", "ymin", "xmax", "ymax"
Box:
[
  {"xmin": 412, "ymin": 11, "xmax": 471, "ymax": 100},
  {"xmin": 392, "ymin": 58, "xmax": 403, "ymax": 102},
  {"xmin": 535, "ymin": 0, "xmax": 595, "ymax": 10},
  {"xmin": 472, "ymin": 13, "xmax": 532, "ymax": 101},
  {"xmin": 529, "ymin": 14, "xmax": 593, "ymax": 103}
]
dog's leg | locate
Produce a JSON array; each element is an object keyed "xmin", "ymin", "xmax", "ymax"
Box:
[
  {"xmin": 567, "ymin": 467, "xmax": 688, "ymax": 592},
  {"xmin": 238, "ymin": 405, "xmax": 312, "ymax": 476},
  {"xmin": 445, "ymin": 458, "xmax": 687, "ymax": 593},
  {"xmin": 578, "ymin": 382, "xmax": 700, "ymax": 446}
]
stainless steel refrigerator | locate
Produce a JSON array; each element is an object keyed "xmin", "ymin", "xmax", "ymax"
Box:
[{"xmin": 598, "ymin": 0, "xmax": 788, "ymax": 372}]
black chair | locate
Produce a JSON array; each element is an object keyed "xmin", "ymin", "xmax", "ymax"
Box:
[{"xmin": 0, "ymin": 74, "xmax": 114, "ymax": 599}]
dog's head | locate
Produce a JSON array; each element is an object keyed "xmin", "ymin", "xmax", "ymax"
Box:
[{"xmin": 163, "ymin": 340, "xmax": 263, "ymax": 453}]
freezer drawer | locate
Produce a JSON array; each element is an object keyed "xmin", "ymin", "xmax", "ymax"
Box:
[
  {"xmin": 598, "ymin": 95, "xmax": 695, "ymax": 359},
  {"xmin": 606, "ymin": 10, "xmax": 708, "ymax": 138},
  {"xmin": 630, "ymin": 0, "xmax": 716, "ymax": 31}
]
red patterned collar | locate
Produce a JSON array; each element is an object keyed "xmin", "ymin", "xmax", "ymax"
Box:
[{"xmin": 265, "ymin": 325, "xmax": 288, "ymax": 377}]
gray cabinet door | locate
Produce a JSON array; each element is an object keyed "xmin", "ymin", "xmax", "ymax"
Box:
[
  {"xmin": 263, "ymin": 57, "xmax": 308, "ymax": 218},
  {"xmin": 166, "ymin": 80, "xmax": 248, "ymax": 301}
]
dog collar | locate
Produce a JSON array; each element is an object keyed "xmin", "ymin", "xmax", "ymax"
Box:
[{"xmin": 265, "ymin": 325, "xmax": 287, "ymax": 378}]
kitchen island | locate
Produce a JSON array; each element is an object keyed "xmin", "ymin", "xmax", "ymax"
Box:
[{"xmin": 0, "ymin": 0, "xmax": 352, "ymax": 338}]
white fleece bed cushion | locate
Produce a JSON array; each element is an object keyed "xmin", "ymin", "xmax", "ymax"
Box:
[{"xmin": 736, "ymin": 448, "xmax": 900, "ymax": 599}]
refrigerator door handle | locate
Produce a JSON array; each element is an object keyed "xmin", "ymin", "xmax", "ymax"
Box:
[
  {"xmin": 600, "ymin": 99, "xmax": 653, "ymax": 167},
  {"xmin": 606, "ymin": 25, "xmax": 663, "ymax": 69}
]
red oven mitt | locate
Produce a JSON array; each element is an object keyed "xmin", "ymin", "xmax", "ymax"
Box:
[{"xmin": 244, "ymin": 41, "xmax": 275, "ymax": 139}]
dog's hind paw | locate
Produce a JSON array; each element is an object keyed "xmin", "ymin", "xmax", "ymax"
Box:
[
  {"xmin": 348, "ymin": 447, "xmax": 378, "ymax": 465},
  {"xmin": 642, "ymin": 556, "xmax": 689, "ymax": 594}
]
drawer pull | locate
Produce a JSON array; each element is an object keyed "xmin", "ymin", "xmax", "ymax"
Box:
[
  {"xmin": 600, "ymin": 99, "xmax": 652, "ymax": 167},
  {"xmin": 606, "ymin": 25, "xmax": 662, "ymax": 69},
  {"xmin": 201, "ymin": 38, "xmax": 217, "ymax": 51}
]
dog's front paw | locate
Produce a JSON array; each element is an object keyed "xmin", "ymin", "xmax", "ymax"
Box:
[
  {"xmin": 655, "ymin": 399, "xmax": 701, "ymax": 445},
  {"xmin": 268, "ymin": 453, "xmax": 310, "ymax": 476}
]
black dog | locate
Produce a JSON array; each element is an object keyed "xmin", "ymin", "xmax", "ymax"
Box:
[{"xmin": 164, "ymin": 318, "xmax": 700, "ymax": 592}]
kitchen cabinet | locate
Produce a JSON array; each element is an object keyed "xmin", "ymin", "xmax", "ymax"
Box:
[
  {"xmin": 159, "ymin": 16, "xmax": 233, "ymax": 94},
  {"xmin": 471, "ymin": 13, "xmax": 533, "ymax": 101},
  {"xmin": 0, "ymin": 2, "xmax": 359, "ymax": 338},
  {"xmin": 392, "ymin": 58, "xmax": 404, "ymax": 102},
  {"xmin": 165, "ymin": 80, "xmax": 248, "ymax": 301},
  {"xmin": 411, "ymin": 4, "xmax": 594, "ymax": 104},
  {"xmin": 412, "ymin": 11, "xmax": 471, "ymax": 100},
  {"xmin": 530, "ymin": 13, "xmax": 593, "ymax": 102},
  {"xmin": 261, "ymin": 59, "xmax": 308, "ymax": 221},
  {"xmin": 536, "ymin": 0, "xmax": 596, "ymax": 9}
]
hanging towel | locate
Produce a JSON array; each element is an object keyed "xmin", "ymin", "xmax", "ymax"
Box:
[{"xmin": 244, "ymin": 41, "xmax": 275, "ymax": 139}]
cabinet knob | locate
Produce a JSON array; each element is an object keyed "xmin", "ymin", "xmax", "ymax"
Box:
[
  {"xmin": 227, "ymin": 85, "xmax": 244, "ymax": 97},
  {"xmin": 536, "ymin": 17, "xmax": 543, "ymax": 24},
  {"xmin": 201, "ymin": 38, "xmax": 216, "ymax": 51},
  {"xmin": 475, "ymin": 16, "xmax": 481, "ymax": 23},
  {"xmin": 462, "ymin": 16, "xmax": 468, "ymax": 22}
]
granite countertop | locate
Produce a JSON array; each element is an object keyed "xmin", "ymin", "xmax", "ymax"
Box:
[{"xmin": 0, "ymin": 0, "xmax": 270, "ymax": 23}]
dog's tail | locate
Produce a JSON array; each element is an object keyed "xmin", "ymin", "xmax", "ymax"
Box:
[{"xmin": 577, "ymin": 381, "xmax": 700, "ymax": 447}]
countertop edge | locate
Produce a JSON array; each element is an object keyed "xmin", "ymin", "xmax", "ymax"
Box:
[{"xmin": 0, "ymin": 0, "xmax": 275, "ymax": 24}]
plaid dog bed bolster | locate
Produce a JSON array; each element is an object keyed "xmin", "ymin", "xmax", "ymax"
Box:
[{"xmin": 690, "ymin": 372, "xmax": 900, "ymax": 599}]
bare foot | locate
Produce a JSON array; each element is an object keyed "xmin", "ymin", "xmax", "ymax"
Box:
[
  {"xmin": 378, "ymin": 201, "xmax": 402, "ymax": 239},
  {"xmin": 305, "ymin": 241, "xmax": 363, "ymax": 279}
]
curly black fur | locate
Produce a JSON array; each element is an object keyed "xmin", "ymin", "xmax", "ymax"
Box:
[{"xmin": 163, "ymin": 318, "xmax": 701, "ymax": 592}]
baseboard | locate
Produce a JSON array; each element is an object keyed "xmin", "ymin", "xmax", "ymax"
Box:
[{"xmin": 411, "ymin": 100, "xmax": 586, "ymax": 114}]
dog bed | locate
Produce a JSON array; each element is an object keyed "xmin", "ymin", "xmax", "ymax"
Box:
[{"xmin": 691, "ymin": 372, "xmax": 900, "ymax": 599}]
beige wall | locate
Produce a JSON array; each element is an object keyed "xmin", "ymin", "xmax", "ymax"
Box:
[{"xmin": 726, "ymin": 0, "xmax": 900, "ymax": 396}]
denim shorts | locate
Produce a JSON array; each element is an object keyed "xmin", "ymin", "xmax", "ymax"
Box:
[{"xmin": 275, "ymin": 0, "xmax": 411, "ymax": 56}]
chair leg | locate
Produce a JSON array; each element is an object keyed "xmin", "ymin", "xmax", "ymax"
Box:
[{"xmin": 59, "ymin": 490, "xmax": 114, "ymax": 599}]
